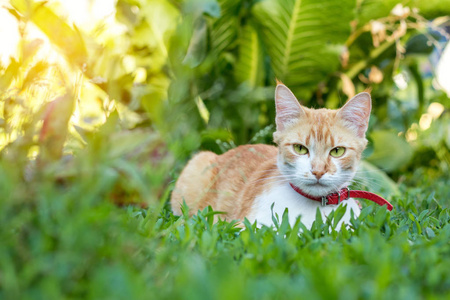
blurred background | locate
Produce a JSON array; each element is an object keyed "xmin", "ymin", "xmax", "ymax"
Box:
[
  {"xmin": 0, "ymin": 0, "xmax": 449, "ymax": 202},
  {"xmin": 1, "ymin": 1, "xmax": 450, "ymax": 298}
]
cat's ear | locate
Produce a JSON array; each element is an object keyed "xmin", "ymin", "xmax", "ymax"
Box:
[
  {"xmin": 275, "ymin": 83, "xmax": 305, "ymax": 131},
  {"xmin": 337, "ymin": 92, "xmax": 371, "ymax": 137}
]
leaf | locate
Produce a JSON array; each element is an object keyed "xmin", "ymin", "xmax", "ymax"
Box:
[
  {"xmin": 108, "ymin": 130, "xmax": 161, "ymax": 159},
  {"xmin": 140, "ymin": 74, "xmax": 171, "ymax": 127},
  {"xmin": 140, "ymin": 0, "xmax": 179, "ymax": 59},
  {"xmin": 195, "ymin": 96, "xmax": 210, "ymax": 124},
  {"xmin": 234, "ymin": 23, "xmax": 264, "ymax": 87},
  {"xmin": 38, "ymin": 93, "xmax": 75, "ymax": 164},
  {"xmin": 405, "ymin": 34, "xmax": 436, "ymax": 56},
  {"xmin": 22, "ymin": 61, "xmax": 49, "ymax": 89},
  {"xmin": 366, "ymin": 130, "xmax": 413, "ymax": 172},
  {"xmin": 413, "ymin": 0, "xmax": 450, "ymax": 19},
  {"xmin": 355, "ymin": 161, "xmax": 400, "ymax": 198},
  {"xmin": 183, "ymin": 0, "xmax": 221, "ymax": 17},
  {"xmin": 11, "ymin": 0, "xmax": 88, "ymax": 69},
  {"xmin": 209, "ymin": 0, "xmax": 240, "ymax": 56},
  {"xmin": 6, "ymin": 7, "xmax": 22, "ymax": 21},
  {"xmin": 356, "ymin": 0, "xmax": 399, "ymax": 28},
  {"xmin": 0, "ymin": 59, "xmax": 20, "ymax": 91},
  {"xmin": 253, "ymin": 0, "xmax": 355, "ymax": 96},
  {"xmin": 332, "ymin": 205, "xmax": 347, "ymax": 229},
  {"xmin": 115, "ymin": 0, "xmax": 139, "ymax": 27},
  {"xmin": 183, "ymin": 18, "xmax": 208, "ymax": 67}
]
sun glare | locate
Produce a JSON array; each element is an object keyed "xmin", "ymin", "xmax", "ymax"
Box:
[
  {"xmin": 0, "ymin": 0, "xmax": 118, "ymax": 66},
  {"xmin": 0, "ymin": 6, "xmax": 20, "ymax": 66},
  {"xmin": 58, "ymin": 0, "xmax": 117, "ymax": 29}
]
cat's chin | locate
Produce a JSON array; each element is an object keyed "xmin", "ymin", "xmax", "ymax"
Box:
[{"xmin": 293, "ymin": 182, "xmax": 339, "ymax": 197}]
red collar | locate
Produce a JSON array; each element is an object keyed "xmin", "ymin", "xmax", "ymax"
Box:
[{"xmin": 289, "ymin": 183, "xmax": 393, "ymax": 211}]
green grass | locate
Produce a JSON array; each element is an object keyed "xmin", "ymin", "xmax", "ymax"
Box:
[
  {"xmin": 1, "ymin": 1, "xmax": 449, "ymax": 299},
  {"xmin": 0, "ymin": 153, "xmax": 449, "ymax": 300}
]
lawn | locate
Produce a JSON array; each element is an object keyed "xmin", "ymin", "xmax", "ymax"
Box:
[
  {"xmin": 1, "ymin": 157, "xmax": 449, "ymax": 299},
  {"xmin": 0, "ymin": 0, "xmax": 450, "ymax": 299}
]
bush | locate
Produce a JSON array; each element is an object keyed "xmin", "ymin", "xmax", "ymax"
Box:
[{"xmin": 0, "ymin": 0, "xmax": 449, "ymax": 298}]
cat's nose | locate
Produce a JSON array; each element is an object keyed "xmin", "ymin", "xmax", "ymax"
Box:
[{"xmin": 311, "ymin": 170, "xmax": 326, "ymax": 180}]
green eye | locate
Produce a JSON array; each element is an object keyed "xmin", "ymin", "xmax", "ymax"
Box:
[
  {"xmin": 293, "ymin": 144, "xmax": 308, "ymax": 155},
  {"xmin": 330, "ymin": 147, "xmax": 346, "ymax": 157}
]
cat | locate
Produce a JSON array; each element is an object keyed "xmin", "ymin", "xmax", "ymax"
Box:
[{"xmin": 171, "ymin": 82, "xmax": 371, "ymax": 229}]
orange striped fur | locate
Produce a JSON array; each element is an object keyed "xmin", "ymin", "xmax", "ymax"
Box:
[{"xmin": 171, "ymin": 83, "xmax": 371, "ymax": 228}]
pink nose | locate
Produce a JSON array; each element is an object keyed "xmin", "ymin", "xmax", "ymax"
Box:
[{"xmin": 311, "ymin": 170, "xmax": 326, "ymax": 180}]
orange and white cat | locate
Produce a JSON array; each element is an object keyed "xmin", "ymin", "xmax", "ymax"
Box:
[{"xmin": 171, "ymin": 83, "xmax": 371, "ymax": 229}]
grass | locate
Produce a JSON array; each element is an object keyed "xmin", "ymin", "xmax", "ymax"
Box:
[
  {"xmin": 1, "ymin": 1, "xmax": 449, "ymax": 298},
  {"xmin": 0, "ymin": 146, "xmax": 449, "ymax": 300}
]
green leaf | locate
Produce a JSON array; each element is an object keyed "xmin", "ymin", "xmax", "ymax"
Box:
[
  {"xmin": 413, "ymin": 0, "xmax": 450, "ymax": 18},
  {"xmin": 108, "ymin": 130, "xmax": 161, "ymax": 159},
  {"xmin": 355, "ymin": 161, "xmax": 400, "ymax": 197},
  {"xmin": 332, "ymin": 205, "xmax": 347, "ymax": 229},
  {"xmin": 115, "ymin": 0, "xmax": 139, "ymax": 26},
  {"xmin": 253, "ymin": 0, "xmax": 355, "ymax": 96},
  {"xmin": 234, "ymin": 23, "xmax": 264, "ymax": 87},
  {"xmin": 183, "ymin": 18, "xmax": 208, "ymax": 67},
  {"xmin": 356, "ymin": 0, "xmax": 399, "ymax": 27},
  {"xmin": 366, "ymin": 130, "xmax": 413, "ymax": 172},
  {"xmin": 209, "ymin": 0, "xmax": 240, "ymax": 56},
  {"xmin": 183, "ymin": 0, "xmax": 221, "ymax": 18}
]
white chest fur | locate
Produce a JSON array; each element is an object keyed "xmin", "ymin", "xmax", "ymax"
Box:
[{"xmin": 248, "ymin": 182, "xmax": 361, "ymax": 229}]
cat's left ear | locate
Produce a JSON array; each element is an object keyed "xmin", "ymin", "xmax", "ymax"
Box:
[
  {"xmin": 275, "ymin": 83, "xmax": 306, "ymax": 131},
  {"xmin": 337, "ymin": 92, "xmax": 371, "ymax": 137}
]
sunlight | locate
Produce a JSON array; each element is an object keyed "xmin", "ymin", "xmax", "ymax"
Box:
[
  {"xmin": 59, "ymin": 0, "xmax": 116, "ymax": 30},
  {"xmin": 428, "ymin": 102, "xmax": 445, "ymax": 119},
  {"xmin": 0, "ymin": 0, "xmax": 118, "ymax": 66},
  {"xmin": 0, "ymin": 6, "xmax": 20, "ymax": 66},
  {"xmin": 419, "ymin": 113, "xmax": 432, "ymax": 130}
]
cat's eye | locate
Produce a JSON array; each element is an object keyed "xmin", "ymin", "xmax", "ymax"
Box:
[
  {"xmin": 330, "ymin": 147, "xmax": 346, "ymax": 157},
  {"xmin": 293, "ymin": 144, "xmax": 308, "ymax": 155}
]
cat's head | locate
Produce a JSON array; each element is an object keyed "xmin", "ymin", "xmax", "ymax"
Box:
[{"xmin": 273, "ymin": 83, "xmax": 371, "ymax": 197}]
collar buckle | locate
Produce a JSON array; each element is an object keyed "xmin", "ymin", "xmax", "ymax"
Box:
[
  {"xmin": 344, "ymin": 187, "xmax": 350, "ymax": 199},
  {"xmin": 323, "ymin": 190, "xmax": 342, "ymax": 206}
]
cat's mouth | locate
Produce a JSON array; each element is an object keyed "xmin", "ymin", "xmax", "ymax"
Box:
[
  {"xmin": 303, "ymin": 181, "xmax": 336, "ymax": 195},
  {"xmin": 306, "ymin": 182, "xmax": 328, "ymax": 188}
]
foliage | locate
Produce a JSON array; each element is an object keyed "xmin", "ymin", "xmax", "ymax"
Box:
[
  {"xmin": 0, "ymin": 151, "xmax": 449, "ymax": 298},
  {"xmin": 0, "ymin": 0, "xmax": 449, "ymax": 174},
  {"xmin": 165, "ymin": 0, "xmax": 450, "ymax": 169},
  {"xmin": 0, "ymin": 0, "xmax": 449, "ymax": 298}
]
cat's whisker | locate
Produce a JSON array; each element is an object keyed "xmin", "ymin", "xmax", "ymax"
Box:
[
  {"xmin": 352, "ymin": 174, "xmax": 388, "ymax": 183},
  {"xmin": 349, "ymin": 178, "xmax": 386, "ymax": 190},
  {"xmin": 354, "ymin": 170, "xmax": 391, "ymax": 175},
  {"xmin": 251, "ymin": 175, "xmax": 292, "ymax": 182},
  {"xmin": 351, "ymin": 178, "xmax": 386, "ymax": 186},
  {"xmin": 355, "ymin": 167, "xmax": 393, "ymax": 173},
  {"xmin": 251, "ymin": 167, "xmax": 283, "ymax": 174},
  {"xmin": 250, "ymin": 175, "xmax": 295, "ymax": 184}
]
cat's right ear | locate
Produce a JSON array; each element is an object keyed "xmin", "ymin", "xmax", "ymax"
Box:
[
  {"xmin": 275, "ymin": 84, "xmax": 305, "ymax": 131},
  {"xmin": 337, "ymin": 92, "xmax": 371, "ymax": 137}
]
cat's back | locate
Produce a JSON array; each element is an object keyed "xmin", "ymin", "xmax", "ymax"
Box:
[
  {"xmin": 215, "ymin": 144, "xmax": 277, "ymax": 177},
  {"xmin": 206, "ymin": 144, "xmax": 278, "ymax": 219},
  {"xmin": 171, "ymin": 144, "xmax": 278, "ymax": 217}
]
